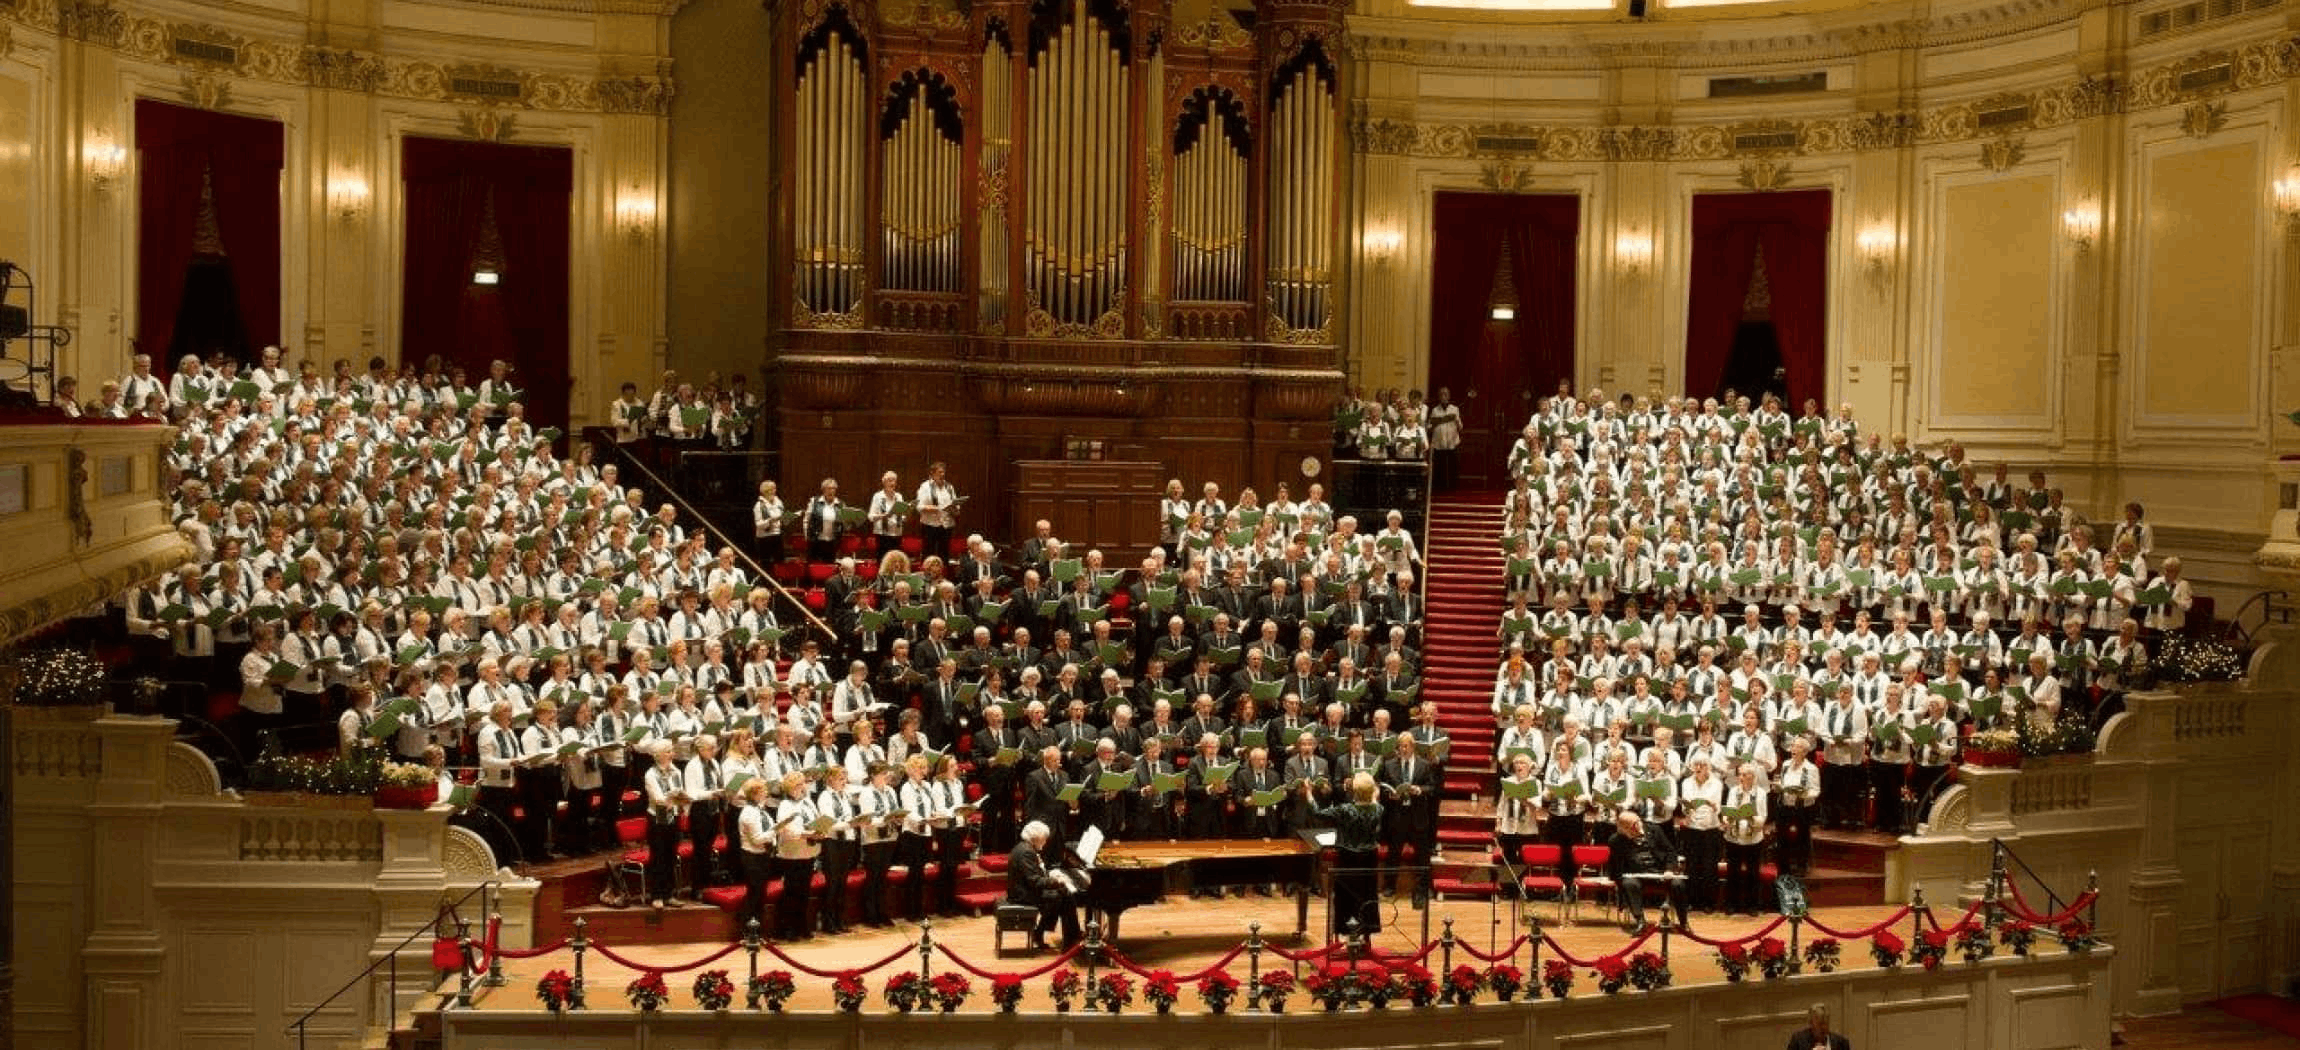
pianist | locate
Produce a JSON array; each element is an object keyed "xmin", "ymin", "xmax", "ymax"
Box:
[
  {"xmin": 1009, "ymin": 820, "xmax": 1083, "ymax": 950},
  {"xmin": 1607, "ymin": 812, "xmax": 1686, "ymax": 931}
]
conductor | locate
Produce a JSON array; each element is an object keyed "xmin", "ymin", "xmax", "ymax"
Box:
[
  {"xmin": 1007, "ymin": 820, "xmax": 1082, "ymax": 950},
  {"xmin": 1315, "ymin": 771, "xmax": 1386, "ymax": 937},
  {"xmin": 1607, "ymin": 811, "xmax": 1687, "ymax": 931}
]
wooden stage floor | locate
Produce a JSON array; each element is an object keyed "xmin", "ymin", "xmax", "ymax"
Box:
[{"xmin": 474, "ymin": 898, "xmax": 1922, "ymax": 1012}]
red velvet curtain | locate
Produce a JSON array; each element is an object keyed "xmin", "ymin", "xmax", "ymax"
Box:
[
  {"xmin": 134, "ymin": 100, "xmax": 283, "ymax": 369},
  {"xmin": 1428, "ymin": 192, "xmax": 1579, "ymax": 484},
  {"xmin": 1684, "ymin": 189, "xmax": 1832, "ymax": 406},
  {"xmin": 401, "ymin": 137, "xmax": 572, "ymax": 425}
]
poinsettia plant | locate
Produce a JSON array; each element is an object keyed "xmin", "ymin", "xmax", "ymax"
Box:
[
  {"xmin": 1485, "ymin": 963, "xmax": 1523, "ymax": 1002},
  {"xmin": 832, "ymin": 972, "xmax": 868, "ymax": 1013},
  {"xmin": 1396, "ymin": 964, "xmax": 1439, "ymax": 1008},
  {"xmin": 691, "ymin": 969, "xmax": 734, "ymax": 1011},
  {"xmin": 991, "ymin": 973, "xmax": 1027, "ymax": 1012},
  {"xmin": 625, "ymin": 971, "xmax": 669, "ymax": 1012},
  {"xmin": 1804, "ymin": 937, "xmax": 1842, "ymax": 974},
  {"xmin": 1956, "ymin": 925, "xmax": 1995, "ymax": 963},
  {"xmin": 1872, "ymin": 929, "xmax": 1907, "ymax": 968},
  {"xmin": 1627, "ymin": 951, "xmax": 1670, "ymax": 992},
  {"xmin": 1256, "ymin": 968, "xmax": 1295, "ymax": 1013},
  {"xmin": 1444, "ymin": 964, "xmax": 1484, "ymax": 1005},
  {"xmin": 1093, "ymin": 972, "xmax": 1135, "ymax": 1014},
  {"xmin": 1592, "ymin": 956, "xmax": 1630, "ymax": 995},
  {"xmin": 1049, "ymin": 968, "xmax": 1083, "ymax": 1012},
  {"xmin": 1198, "ymin": 970, "xmax": 1240, "ymax": 1013},
  {"xmin": 1914, "ymin": 929, "xmax": 1951, "ymax": 971},
  {"xmin": 1754, "ymin": 936, "xmax": 1792, "ymax": 979},
  {"xmin": 2057, "ymin": 919, "xmax": 2098, "ymax": 954},
  {"xmin": 535, "ymin": 968, "xmax": 578, "ymax": 1012},
  {"xmin": 1303, "ymin": 967, "xmax": 1353, "ymax": 1011},
  {"xmin": 1716, "ymin": 942, "xmax": 1752, "ymax": 982},
  {"xmin": 1143, "ymin": 970, "xmax": 1182, "ymax": 1013},
  {"xmin": 884, "ymin": 971, "xmax": 931, "ymax": 1013},
  {"xmin": 749, "ymin": 970, "xmax": 796, "ymax": 1011},
  {"xmin": 930, "ymin": 972, "xmax": 972, "ymax": 1013},
  {"xmin": 1542, "ymin": 959, "xmax": 1575, "ymax": 999},
  {"xmin": 1999, "ymin": 919, "xmax": 2036, "ymax": 957}
]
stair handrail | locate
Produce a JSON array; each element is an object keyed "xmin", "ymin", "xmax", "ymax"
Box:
[
  {"xmin": 590, "ymin": 436, "xmax": 837, "ymax": 646},
  {"xmin": 1989, "ymin": 838, "xmax": 2067, "ymax": 919},
  {"xmin": 2221, "ymin": 589, "xmax": 2290, "ymax": 649},
  {"xmin": 287, "ymin": 879, "xmax": 499, "ymax": 1050}
]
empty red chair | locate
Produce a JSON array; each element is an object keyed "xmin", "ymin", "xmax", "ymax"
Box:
[
  {"xmin": 1570, "ymin": 845, "xmax": 1613, "ymax": 921},
  {"xmin": 1519, "ymin": 844, "xmax": 1567, "ymax": 920}
]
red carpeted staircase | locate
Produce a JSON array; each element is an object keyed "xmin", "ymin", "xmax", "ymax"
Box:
[{"xmin": 1420, "ymin": 491, "xmax": 1510, "ymax": 860}]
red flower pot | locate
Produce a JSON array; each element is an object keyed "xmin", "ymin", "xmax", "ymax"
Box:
[{"xmin": 376, "ymin": 783, "xmax": 439, "ymax": 810}]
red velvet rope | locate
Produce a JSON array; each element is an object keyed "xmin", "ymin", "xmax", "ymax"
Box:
[
  {"xmin": 2002, "ymin": 885, "xmax": 2098, "ymax": 927},
  {"xmin": 1539, "ymin": 926, "xmax": 1655, "ymax": 968},
  {"xmin": 758, "ymin": 940, "xmax": 917, "ymax": 979},
  {"xmin": 1672, "ymin": 915, "xmax": 1788, "ymax": 948},
  {"xmin": 933, "ymin": 941, "xmax": 1084, "ymax": 981},
  {"xmin": 1103, "ymin": 944, "xmax": 1248, "ymax": 983},
  {"xmin": 465, "ymin": 917, "xmax": 569, "ymax": 972},
  {"xmin": 587, "ymin": 941, "xmax": 743, "ymax": 976},
  {"xmin": 1802, "ymin": 906, "xmax": 1913, "ymax": 940},
  {"xmin": 1361, "ymin": 941, "xmax": 1441, "ymax": 966},
  {"xmin": 1925, "ymin": 901, "xmax": 1987, "ymax": 936},
  {"xmin": 1454, "ymin": 935, "xmax": 1530, "ymax": 963}
]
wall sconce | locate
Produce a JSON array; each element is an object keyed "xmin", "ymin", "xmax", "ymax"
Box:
[
  {"xmin": 2062, "ymin": 200, "xmax": 2102, "ymax": 254},
  {"xmin": 82, "ymin": 133, "xmax": 126, "ymax": 193},
  {"xmin": 1857, "ymin": 224, "xmax": 1897, "ymax": 289},
  {"xmin": 1362, "ymin": 226, "xmax": 1404, "ymax": 265},
  {"xmin": 1613, "ymin": 231, "xmax": 1654, "ymax": 281},
  {"xmin": 616, "ymin": 190, "xmax": 658, "ymax": 242},
  {"xmin": 2274, "ymin": 168, "xmax": 2300, "ymax": 239},
  {"xmin": 327, "ymin": 171, "xmax": 370, "ymax": 224}
]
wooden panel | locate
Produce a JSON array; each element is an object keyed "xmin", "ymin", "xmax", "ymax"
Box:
[{"xmin": 1013, "ymin": 460, "xmax": 1165, "ymax": 562}]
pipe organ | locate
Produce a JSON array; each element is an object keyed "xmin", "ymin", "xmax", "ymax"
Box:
[
  {"xmin": 791, "ymin": 14, "xmax": 870, "ymax": 324},
  {"xmin": 1024, "ymin": 0, "xmax": 1132, "ymax": 331},
  {"xmin": 1171, "ymin": 88, "xmax": 1250, "ymax": 305},
  {"xmin": 772, "ymin": 0, "xmax": 1347, "ymax": 539},
  {"xmin": 1263, "ymin": 48, "xmax": 1335, "ymax": 339},
  {"xmin": 880, "ymin": 72, "xmax": 965, "ymax": 294}
]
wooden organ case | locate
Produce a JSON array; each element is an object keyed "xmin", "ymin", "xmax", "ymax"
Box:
[{"xmin": 767, "ymin": 0, "xmax": 1348, "ymax": 540}]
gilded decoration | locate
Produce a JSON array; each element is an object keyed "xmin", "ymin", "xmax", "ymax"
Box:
[
  {"xmin": 6, "ymin": 5, "xmax": 676, "ymax": 117},
  {"xmin": 457, "ymin": 108, "xmax": 519, "ymax": 142},
  {"xmin": 180, "ymin": 72, "xmax": 231, "ymax": 110},
  {"xmin": 1979, "ymin": 136, "xmax": 2025, "ymax": 172},
  {"xmin": 1346, "ymin": 38, "xmax": 2292, "ymax": 162}
]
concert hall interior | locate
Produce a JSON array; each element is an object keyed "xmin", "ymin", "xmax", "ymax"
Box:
[{"xmin": 4, "ymin": 0, "xmax": 2300, "ymax": 1047}]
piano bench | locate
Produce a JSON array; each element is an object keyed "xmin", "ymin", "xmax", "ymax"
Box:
[{"xmin": 993, "ymin": 901, "xmax": 1039, "ymax": 957}]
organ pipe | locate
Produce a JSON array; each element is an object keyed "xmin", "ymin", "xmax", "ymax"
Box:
[{"xmin": 881, "ymin": 81, "xmax": 963, "ymax": 294}]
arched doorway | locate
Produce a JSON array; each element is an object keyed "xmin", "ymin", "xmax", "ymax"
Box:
[{"xmin": 1425, "ymin": 191, "xmax": 1578, "ymax": 492}]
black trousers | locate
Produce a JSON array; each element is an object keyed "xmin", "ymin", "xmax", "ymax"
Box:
[
  {"xmin": 921, "ymin": 525, "xmax": 952, "ymax": 562},
  {"xmin": 1776, "ymin": 803, "xmax": 1815, "ymax": 875},
  {"xmin": 738, "ymin": 849, "xmax": 774, "ymax": 931},
  {"xmin": 897, "ymin": 833, "xmax": 935, "ymax": 918},
  {"xmin": 1867, "ymin": 760, "xmax": 1908, "ymax": 833},
  {"xmin": 1908, "ymin": 763, "xmax": 1951, "ymax": 821},
  {"xmin": 859, "ymin": 840, "xmax": 898, "ymax": 924},
  {"xmin": 817, "ymin": 838, "xmax": 859, "ymax": 933},
  {"xmin": 1724, "ymin": 839, "xmax": 1765, "ymax": 913},
  {"xmin": 807, "ymin": 537, "xmax": 837, "ymax": 563},
  {"xmin": 775, "ymin": 855, "xmax": 817, "ymax": 939},
  {"xmin": 1546, "ymin": 813, "xmax": 1587, "ymax": 888},
  {"xmin": 1820, "ymin": 759, "xmax": 1863, "ymax": 827},
  {"xmin": 645, "ymin": 818, "xmax": 681, "ymax": 902},
  {"xmin": 1618, "ymin": 872, "xmax": 1687, "ymax": 926},
  {"xmin": 479, "ymin": 784, "xmax": 523, "ymax": 862},
  {"xmin": 932, "ymin": 825, "xmax": 969, "ymax": 914},
  {"xmin": 563, "ymin": 778, "xmax": 600, "ymax": 852},
  {"xmin": 1331, "ymin": 848, "xmax": 1381, "ymax": 936},
  {"xmin": 686, "ymin": 801, "xmax": 721, "ymax": 893},
  {"xmin": 1035, "ymin": 892, "xmax": 1083, "ymax": 945},
  {"xmin": 1683, "ymin": 827, "xmax": 1723, "ymax": 912}
]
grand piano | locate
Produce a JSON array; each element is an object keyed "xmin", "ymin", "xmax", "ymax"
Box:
[{"xmin": 1074, "ymin": 839, "xmax": 1317, "ymax": 941}]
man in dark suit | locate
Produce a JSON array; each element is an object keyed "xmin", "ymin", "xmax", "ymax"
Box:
[
  {"xmin": 1785, "ymin": 1005, "xmax": 1851, "ymax": 1050},
  {"xmin": 971, "ymin": 707, "xmax": 1023, "ymax": 853},
  {"xmin": 1007, "ymin": 821, "xmax": 1081, "ymax": 949},
  {"xmin": 1606, "ymin": 811, "xmax": 1687, "ymax": 930},
  {"xmin": 1023, "ymin": 746, "xmax": 1072, "ymax": 846},
  {"xmin": 1378, "ymin": 734, "xmax": 1439, "ymax": 896}
]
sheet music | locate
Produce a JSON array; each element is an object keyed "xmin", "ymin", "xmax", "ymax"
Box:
[{"xmin": 1076, "ymin": 825, "xmax": 1105, "ymax": 867}]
